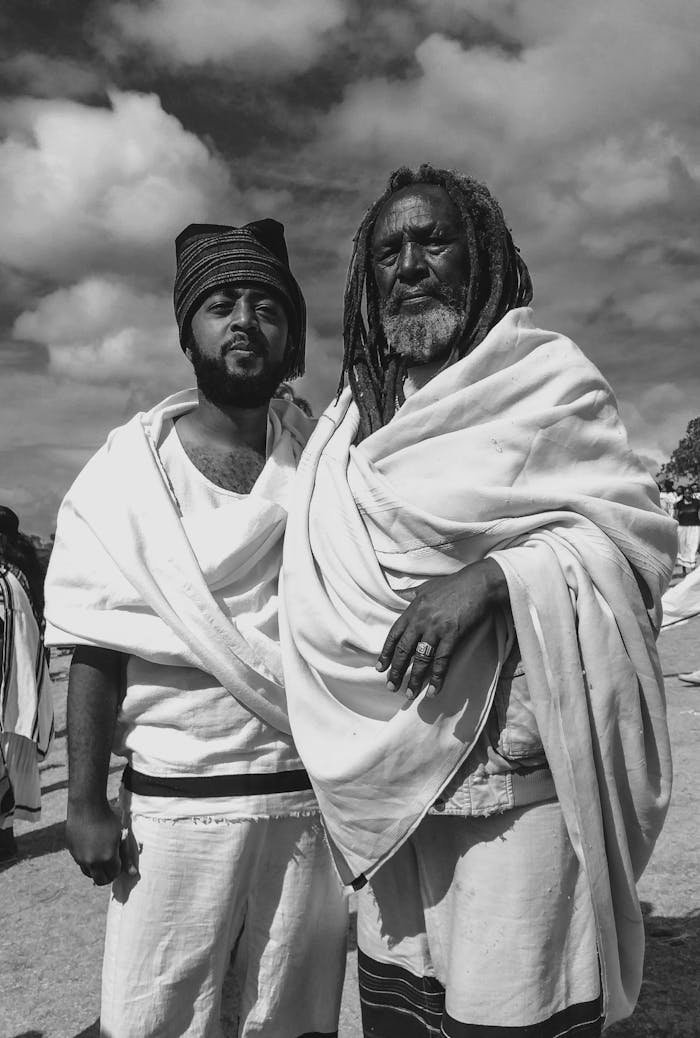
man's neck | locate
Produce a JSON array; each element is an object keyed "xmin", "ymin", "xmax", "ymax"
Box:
[{"xmin": 178, "ymin": 394, "xmax": 269, "ymax": 454}]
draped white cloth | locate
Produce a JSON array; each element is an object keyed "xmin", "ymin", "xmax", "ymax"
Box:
[
  {"xmin": 280, "ymin": 308, "xmax": 676, "ymax": 1025},
  {"xmin": 45, "ymin": 390, "xmax": 314, "ymax": 735},
  {"xmin": 661, "ymin": 565, "xmax": 700, "ymax": 628}
]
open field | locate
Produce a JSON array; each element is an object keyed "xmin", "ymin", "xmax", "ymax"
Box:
[{"xmin": 2, "ymin": 614, "xmax": 699, "ymax": 1037}]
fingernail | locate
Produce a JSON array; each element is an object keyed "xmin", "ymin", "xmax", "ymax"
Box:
[
  {"xmin": 426, "ymin": 684, "xmax": 438, "ymax": 698},
  {"xmin": 386, "ymin": 680, "xmax": 396, "ymax": 692},
  {"xmin": 376, "ymin": 662, "xmax": 385, "ymax": 672},
  {"xmin": 405, "ymin": 689, "xmax": 415, "ymax": 700},
  {"xmin": 128, "ymin": 865, "xmax": 138, "ymax": 876}
]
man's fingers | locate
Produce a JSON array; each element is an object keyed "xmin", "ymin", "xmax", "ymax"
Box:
[
  {"xmin": 376, "ymin": 614, "xmax": 410, "ymax": 675},
  {"xmin": 406, "ymin": 639, "xmax": 440, "ymax": 697},
  {"xmin": 425, "ymin": 639, "xmax": 457, "ymax": 698},
  {"xmin": 89, "ymin": 852, "xmax": 121, "ymax": 886},
  {"xmin": 385, "ymin": 630, "xmax": 422, "ymax": 691}
]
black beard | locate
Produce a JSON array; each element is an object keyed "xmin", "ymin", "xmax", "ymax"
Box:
[{"xmin": 189, "ymin": 341, "xmax": 287, "ymax": 409}]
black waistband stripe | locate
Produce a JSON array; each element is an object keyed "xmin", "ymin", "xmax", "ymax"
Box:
[{"xmin": 122, "ymin": 765, "xmax": 313, "ymax": 798}]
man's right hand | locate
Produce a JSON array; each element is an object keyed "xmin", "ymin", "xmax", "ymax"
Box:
[{"xmin": 66, "ymin": 800, "xmax": 127, "ymax": 885}]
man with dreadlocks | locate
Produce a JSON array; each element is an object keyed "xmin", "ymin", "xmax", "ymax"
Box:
[
  {"xmin": 44, "ymin": 221, "xmax": 347, "ymax": 1037},
  {"xmin": 280, "ymin": 166, "xmax": 676, "ymax": 1036}
]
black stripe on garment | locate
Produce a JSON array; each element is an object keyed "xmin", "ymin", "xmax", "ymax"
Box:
[
  {"xmin": 359, "ymin": 949, "xmax": 445, "ymax": 1038},
  {"xmin": 122, "ymin": 764, "xmax": 313, "ymax": 798},
  {"xmin": 358, "ymin": 951, "xmax": 603, "ymax": 1038},
  {"xmin": 441, "ymin": 993, "xmax": 604, "ymax": 1038}
]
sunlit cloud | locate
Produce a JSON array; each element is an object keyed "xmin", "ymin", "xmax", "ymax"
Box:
[
  {"xmin": 0, "ymin": 90, "xmax": 232, "ymax": 283},
  {"xmin": 12, "ymin": 276, "xmax": 191, "ymax": 384},
  {"xmin": 108, "ymin": 0, "xmax": 349, "ymax": 73}
]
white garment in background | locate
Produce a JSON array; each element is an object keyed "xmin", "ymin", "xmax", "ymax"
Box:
[
  {"xmin": 662, "ymin": 564, "xmax": 700, "ymax": 628},
  {"xmin": 677, "ymin": 524, "xmax": 700, "ymax": 570},
  {"xmin": 0, "ymin": 567, "xmax": 54, "ymax": 825}
]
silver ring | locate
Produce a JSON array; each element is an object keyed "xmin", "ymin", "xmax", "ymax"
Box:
[{"xmin": 415, "ymin": 641, "xmax": 435, "ymax": 660}]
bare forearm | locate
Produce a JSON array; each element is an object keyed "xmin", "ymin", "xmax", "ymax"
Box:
[{"xmin": 67, "ymin": 645, "xmax": 123, "ymax": 807}]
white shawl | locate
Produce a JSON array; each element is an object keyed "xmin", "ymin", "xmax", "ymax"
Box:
[
  {"xmin": 280, "ymin": 308, "xmax": 676, "ymax": 1024},
  {"xmin": 45, "ymin": 389, "xmax": 314, "ymax": 735}
]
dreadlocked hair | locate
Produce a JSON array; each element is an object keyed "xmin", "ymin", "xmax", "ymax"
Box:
[{"xmin": 338, "ymin": 164, "xmax": 533, "ymax": 441}]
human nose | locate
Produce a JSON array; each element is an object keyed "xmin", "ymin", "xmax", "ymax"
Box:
[
  {"xmin": 229, "ymin": 297, "xmax": 257, "ymax": 330},
  {"xmin": 396, "ymin": 241, "xmax": 428, "ymax": 282}
]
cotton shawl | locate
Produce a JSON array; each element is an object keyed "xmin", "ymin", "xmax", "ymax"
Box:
[
  {"xmin": 45, "ymin": 389, "xmax": 314, "ymax": 735},
  {"xmin": 280, "ymin": 308, "xmax": 676, "ymax": 1025}
]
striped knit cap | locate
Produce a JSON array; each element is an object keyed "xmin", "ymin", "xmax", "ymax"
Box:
[{"xmin": 173, "ymin": 219, "xmax": 306, "ymax": 378}]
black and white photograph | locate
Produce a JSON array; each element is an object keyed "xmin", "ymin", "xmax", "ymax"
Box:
[{"xmin": 1, "ymin": 2, "xmax": 698, "ymax": 1036}]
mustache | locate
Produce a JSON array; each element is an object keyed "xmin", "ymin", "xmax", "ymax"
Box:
[
  {"xmin": 223, "ymin": 330, "xmax": 268, "ymax": 354},
  {"xmin": 382, "ymin": 284, "xmax": 464, "ymax": 316}
]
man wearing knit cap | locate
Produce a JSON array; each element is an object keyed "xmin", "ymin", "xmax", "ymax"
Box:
[{"xmin": 44, "ymin": 221, "xmax": 347, "ymax": 1037}]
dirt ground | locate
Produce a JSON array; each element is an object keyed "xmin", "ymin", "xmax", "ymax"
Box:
[{"xmin": 2, "ymin": 613, "xmax": 699, "ymax": 1038}]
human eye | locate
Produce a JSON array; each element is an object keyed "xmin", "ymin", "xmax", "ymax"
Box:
[
  {"xmin": 425, "ymin": 232, "xmax": 452, "ymax": 253},
  {"xmin": 374, "ymin": 243, "xmax": 399, "ymax": 264},
  {"xmin": 255, "ymin": 299, "xmax": 282, "ymax": 319}
]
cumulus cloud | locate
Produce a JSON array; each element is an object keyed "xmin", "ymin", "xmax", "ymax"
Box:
[
  {"xmin": 619, "ymin": 381, "xmax": 700, "ymax": 472},
  {"xmin": 0, "ymin": 369, "xmax": 175, "ymax": 534},
  {"xmin": 12, "ymin": 277, "xmax": 191, "ymax": 386},
  {"xmin": 0, "ymin": 90, "xmax": 232, "ymax": 283},
  {"xmin": 109, "ymin": 0, "xmax": 348, "ymax": 73},
  {"xmin": 325, "ymin": 3, "xmax": 700, "ymax": 172},
  {"xmin": 315, "ymin": 2, "xmax": 700, "ymax": 406},
  {"xmin": 1, "ymin": 52, "xmax": 104, "ymax": 99},
  {"xmin": 2, "ymin": 0, "xmax": 699, "ymax": 530}
]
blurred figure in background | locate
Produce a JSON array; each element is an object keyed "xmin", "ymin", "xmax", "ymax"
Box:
[
  {"xmin": 659, "ymin": 478, "xmax": 677, "ymax": 518},
  {"xmin": 0, "ymin": 506, "xmax": 54, "ymax": 865},
  {"xmin": 675, "ymin": 486, "xmax": 700, "ymax": 576}
]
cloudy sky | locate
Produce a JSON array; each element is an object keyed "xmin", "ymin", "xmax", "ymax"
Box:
[{"xmin": 1, "ymin": 0, "xmax": 699, "ymax": 534}]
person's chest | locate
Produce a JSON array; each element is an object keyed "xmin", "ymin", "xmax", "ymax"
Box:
[{"xmin": 179, "ymin": 442, "xmax": 266, "ymax": 494}]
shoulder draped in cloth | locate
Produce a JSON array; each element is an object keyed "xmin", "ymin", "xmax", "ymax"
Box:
[
  {"xmin": 279, "ymin": 307, "xmax": 676, "ymax": 1027},
  {"xmin": 45, "ymin": 389, "xmax": 315, "ymax": 735}
]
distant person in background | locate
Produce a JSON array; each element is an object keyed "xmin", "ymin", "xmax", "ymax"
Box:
[
  {"xmin": 0, "ymin": 506, "xmax": 54, "ymax": 865},
  {"xmin": 675, "ymin": 486, "xmax": 700, "ymax": 575},
  {"xmin": 659, "ymin": 479, "xmax": 677, "ymax": 518},
  {"xmin": 691, "ymin": 481, "xmax": 700, "ymax": 501}
]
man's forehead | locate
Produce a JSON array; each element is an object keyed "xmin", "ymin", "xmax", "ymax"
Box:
[
  {"xmin": 373, "ymin": 183, "xmax": 462, "ymax": 239},
  {"xmin": 205, "ymin": 281, "xmax": 285, "ymax": 303}
]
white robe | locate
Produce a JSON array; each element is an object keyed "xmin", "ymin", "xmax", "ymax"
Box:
[{"xmin": 280, "ymin": 307, "xmax": 676, "ymax": 1025}]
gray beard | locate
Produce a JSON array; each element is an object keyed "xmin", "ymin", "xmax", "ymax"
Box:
[{"xmin": 381, "ymin": 299, "xmax": 468, "ymax": 364}]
